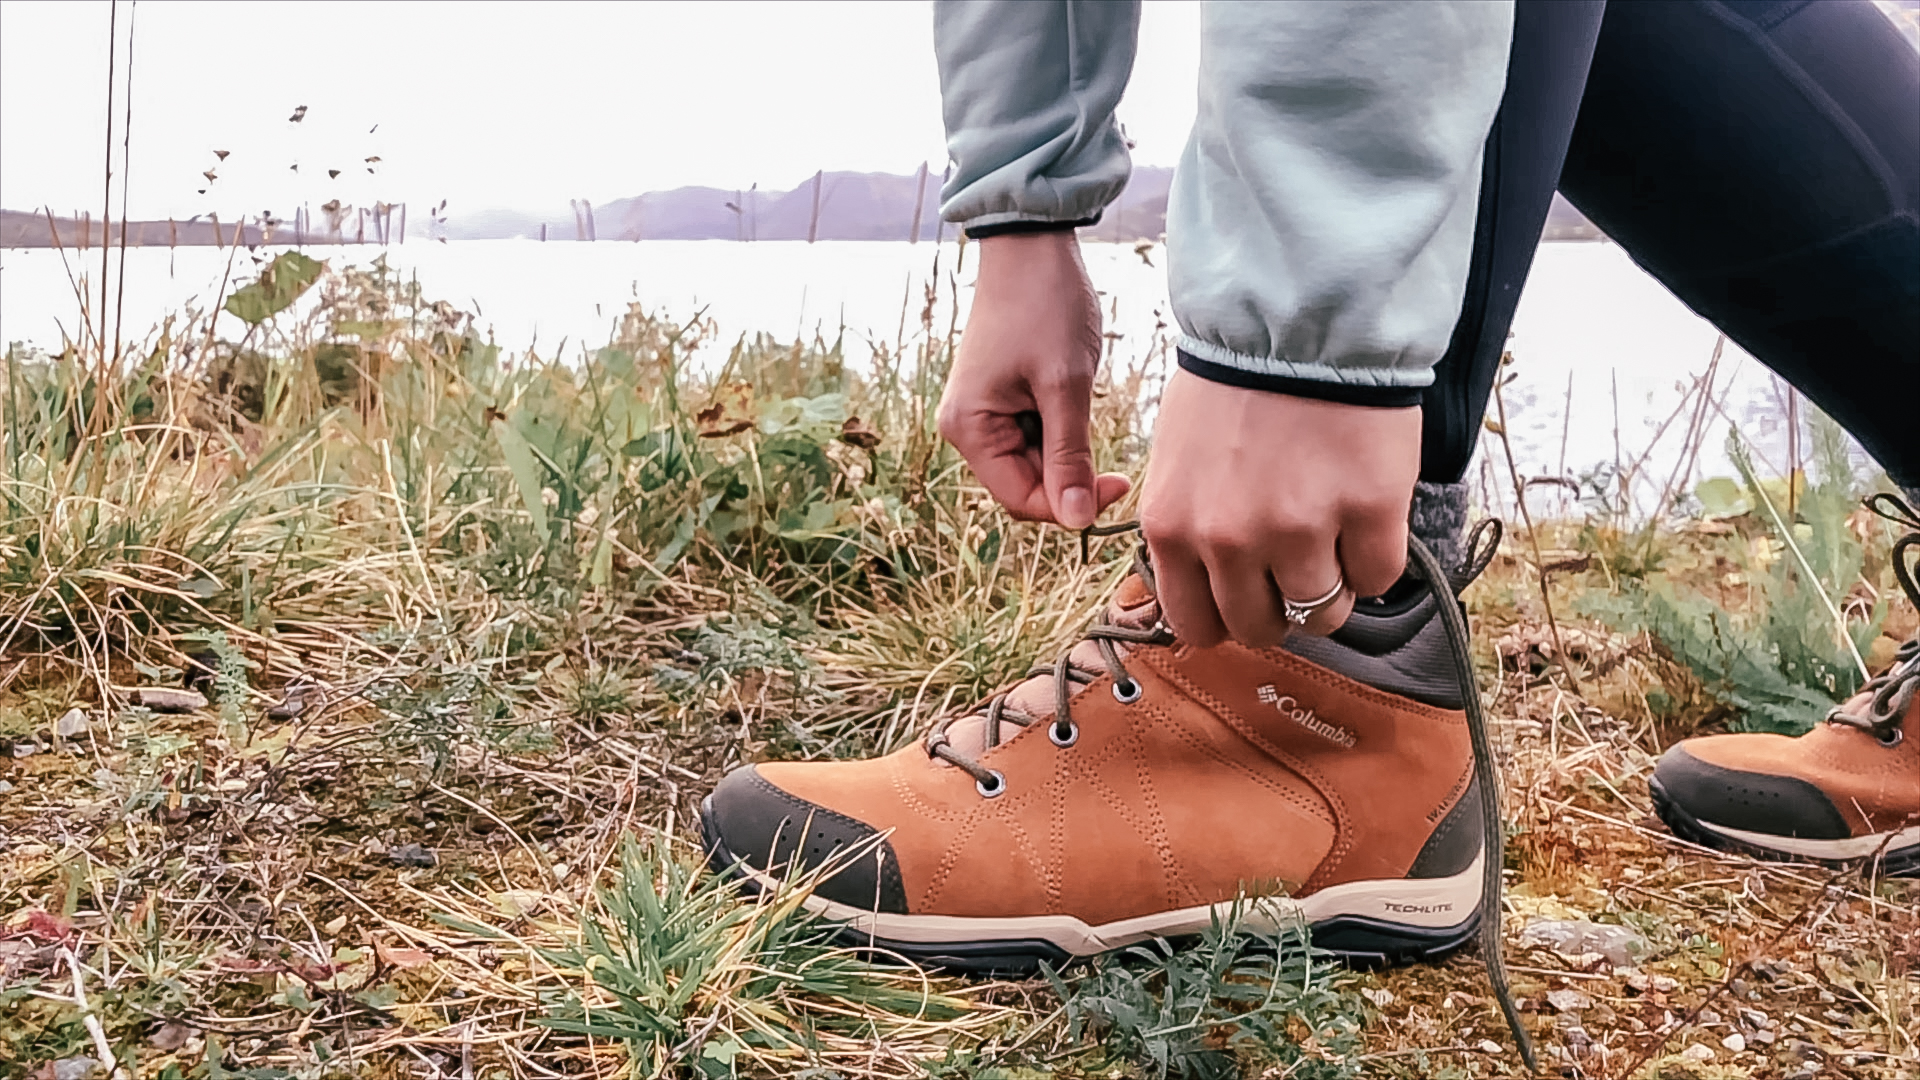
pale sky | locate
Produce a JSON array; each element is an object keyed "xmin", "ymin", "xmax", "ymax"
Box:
[{"xmin": 0, "ymin": 0, "xmax": 1201, "ymax": 222}]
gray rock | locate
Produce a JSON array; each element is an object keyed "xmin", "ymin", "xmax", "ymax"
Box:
[
  {"xmin": 1519, "ymin": 918, "xmax": 1646, "ymax": 966},
  {"xmin": 52, "ymin": 1057, "xmax": 99, "ymax": 1080},
  {"xmin": 387, "ymin": 843, "xmax": 437, "ymax": 868},
  {"xmin": 55, "ymin": 708, "xmax": 89, "ymax": 738},
  {"xmin": 266, "ymin": 681, "xmax": 322, "ymax": 720},
  {"xmin": 130, "ymin": 688, "xmax": 208, "ymax": 713},
  {"xmin": 1546, "ymin": 989, "xmax": 1594, "ymax": 1013}
]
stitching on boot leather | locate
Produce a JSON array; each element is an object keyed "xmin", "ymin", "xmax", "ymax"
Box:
[
  {"xmin": 1047, "ymin": 746, "xmax": 1068, "ymax": 911},
  {"xmin": 999, "ymin": 814, "xmax": 1054, "ymax": 912},
  {"xmin": 1137, "ymin": 649, "xmax": 1354, "ymax": 890},
  {"xmin": 1125, "ymin": 713, "xmax": 1193, "ymax": 906},
  {"xmin": 919, "ymin": 811, "xmax": 979, "ymax": 910},
  {"xmin": 1146, "ymin": 699, "xmax": 1334, "ymax": 826}
]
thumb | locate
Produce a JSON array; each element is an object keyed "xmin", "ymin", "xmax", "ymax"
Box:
[{"xmin": 1036, "ymin": 373, "xmax": 1098, "ymax": 529}]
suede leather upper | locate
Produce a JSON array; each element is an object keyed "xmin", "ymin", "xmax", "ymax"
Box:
[{"xmin": 707, "ymin": 574, "xmax": 1479, "ymax": 925}]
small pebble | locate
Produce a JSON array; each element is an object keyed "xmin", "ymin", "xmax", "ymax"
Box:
[
  {"xmin": 1681, "ymin": 1043, "xmax": 1716, "ymax": 1063},
  {"xmin": 387, "ymin": 843, "xmax": 437, "ymax": 868},
  {"xmin": 1752, "ymin": 1028, "xmax": 1776, "ymax": 1045},
  {"xmin": 1699, "ymin": 1009, "xmax": 1721, "ymax": 1025},
  {"xmin": 130, "ymin": 687, "xmax": 207, "ymax": 713},
  {"xmin": 55, "ymin": 707, "xmax": 88, "ymax": 738},
  {"xmin": 11, "ymin": 742, "xmax": 38, "ymax": 758},
  {"xmin": 0, "ymin": 780, "xmax": 13, "ymax": 794},
  {"xmin": 1545, "ymin": 988, "xmax": 1593, "ymax": 1013},
  {"xmin": 50, "ymin": 1057, "xmax": 98, "ymax": 1080},
  {"xmin": 1722, "ymin": 1032, "xmax": 1746, "ymax": 1053}
]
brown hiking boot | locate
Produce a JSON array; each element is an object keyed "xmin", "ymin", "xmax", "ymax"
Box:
[
  {"xmin": 1652, "ymin": 494, "xmax": 1920, "ymax": 877},
  {"xmin": 700, "ymin": 528, "xmax": 1508, "ymax": 973}
]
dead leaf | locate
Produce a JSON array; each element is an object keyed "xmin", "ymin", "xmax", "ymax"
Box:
[
  {"xmin": 377, "ymin": 940, "xmax": 432, "ymax": 968},
  {"xmin": 12, "ymin": 909, "xmax": 76, "ymax": 945},
  {"xmin": 839, "ymin": 416, "xmax": 881, "ymax": 450},
  {"xmin": 695, "ymin": 382, "xmax": 756, "ymax": 438}
]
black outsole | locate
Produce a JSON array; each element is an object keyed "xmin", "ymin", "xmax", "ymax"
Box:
[
  {"xmin": 1650, "ymin": 778, "xmax": 1920, "ymax": 879},
  {"xmin": 699, "ymin": 797, "xmax": 1482, "ymax": 976}
]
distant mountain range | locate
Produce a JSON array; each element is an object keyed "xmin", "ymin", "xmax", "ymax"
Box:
[
  {"xmin": 444, "ymin": 166, "xmax": 1179, "ymax": 243},
  {"xmin": 2, "ymin": 165, "xmax": 1603, "ymax": 247}
]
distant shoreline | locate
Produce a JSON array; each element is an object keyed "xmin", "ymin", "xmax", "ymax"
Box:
[
  {"xmin": 3, "ymin": 167, "xmax": 1607, "ymax": 249},
  {"xmin": 3, "ymin": 214, "xmax": 1605, "ymax": 250}
]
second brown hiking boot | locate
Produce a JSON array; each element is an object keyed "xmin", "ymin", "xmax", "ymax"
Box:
[
  {"xmin": 701, "ymin": 532, "xmax": 1506, "ymax": 972},
  {"xmin": 1652, "ymin": 494, "xmax": 1920, "ymax": 876}
]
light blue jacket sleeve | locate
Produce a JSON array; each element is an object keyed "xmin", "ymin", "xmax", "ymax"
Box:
[
  {"xmin": 934, "ymin": 0, "xmax": 1515, "ymax": 398},
  {"xmin": 934, "ymin": 0, "xmax": 1140, "ymax": 232}
]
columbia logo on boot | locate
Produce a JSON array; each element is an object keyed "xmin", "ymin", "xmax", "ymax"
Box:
[{"xmin": 1257, "ymin": 685, "xmax": 1357, "ymax": 748}]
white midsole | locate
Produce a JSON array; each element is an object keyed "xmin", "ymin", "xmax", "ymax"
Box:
[
  {"xmin": 1698, "ymin": 819, "xmax": 1920, "ymax": 860},
  {"xmin": 740, "ymin": 856, "xmax": 1483, "ymax": 957}
]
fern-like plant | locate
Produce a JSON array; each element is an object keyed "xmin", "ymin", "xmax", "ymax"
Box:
[{"xmin": 1584, "ymin": 415, "xmax": 1886, "ymax": 734}]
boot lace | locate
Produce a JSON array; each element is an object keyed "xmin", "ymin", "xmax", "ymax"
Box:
[
  {"xmin": 921, "ymin": 519, "xmax": 1539, "ymax": 1071},
  {"xmin": 1825, "ymin": 494, "xmax": 1920, "ymax": 746},
  {"xmin": 923, "ymin": 538, "xmax": 1175, "ymax": 795}
]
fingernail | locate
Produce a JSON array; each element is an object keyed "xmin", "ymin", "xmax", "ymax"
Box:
[{"xmin": 1059, "ymin": 486, "xmax": 1095, "ymax": 529}]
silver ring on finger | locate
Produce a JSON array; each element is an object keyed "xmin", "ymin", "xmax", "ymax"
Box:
[{"xmin": 1281, "ymin": 578, "xmax": 1345, "ymax": 626}]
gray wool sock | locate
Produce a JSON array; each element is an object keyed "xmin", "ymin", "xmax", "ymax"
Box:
[{"xmin": 1408, "ymin": 480, "xmax": 1469, "ymax": 575}]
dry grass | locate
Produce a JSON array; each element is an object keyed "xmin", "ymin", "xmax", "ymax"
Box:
[{"xmin": 2, "ymin": 254, "xmax": 1914, "ymax": 1079}]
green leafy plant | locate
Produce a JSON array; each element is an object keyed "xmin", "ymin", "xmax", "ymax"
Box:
[
  {"xmin": 1583, "ymin": 417, "xmax": 1886, "ymax": 733},
  {"xmin": 438, "ymin": 834, "xmax": 971, "ymax": 1078},
  {"xmin": 1041, "ymin": 904, "xmax": 1364, "ymax": 1080}
]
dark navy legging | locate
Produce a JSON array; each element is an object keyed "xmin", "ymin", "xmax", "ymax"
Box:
[{"xmin": 1422, "ymin": 0, "xmax": 1919, "ymax": 489}]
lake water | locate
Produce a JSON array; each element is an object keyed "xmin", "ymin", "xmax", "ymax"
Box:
[{"xmin": 0, "ymin": 238, "xmax": 1827, "ymax": 516}]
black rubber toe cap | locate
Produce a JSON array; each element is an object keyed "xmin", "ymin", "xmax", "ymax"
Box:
[
  {"xmin": 701, "ymin": 765, "xmax": 909, "ymax": 913},
  {"xmin": 1651, "ymin": 744, "xmax": 1850, "ymax": 840}
]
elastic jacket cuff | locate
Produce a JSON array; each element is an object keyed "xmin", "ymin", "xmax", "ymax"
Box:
[
  {"xmin": 1177, "ymin": 350, "xmax": 1426, "ymax": 408},
  {"xmin": 964, "ymin": 214, "xmax": 1101, "ymax": 240}
]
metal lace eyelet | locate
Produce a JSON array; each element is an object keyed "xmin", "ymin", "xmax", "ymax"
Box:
[
  {"xmin": 1878, "ymin": 726, "xmax": 1905, "ymax": 749},
  {"xmin": 975, "ymin": 770, "xmax": 1007, "ymax": 798},
  {"xmin": 1049, "ymin": 719, "xmax": 1079, "ymax": 748},
  {"xmin": 1111, "ymin": 678, "xmax": 1143, "ymax": 704}
]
